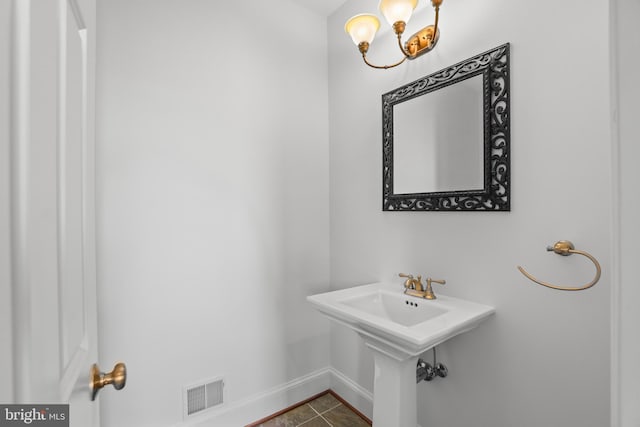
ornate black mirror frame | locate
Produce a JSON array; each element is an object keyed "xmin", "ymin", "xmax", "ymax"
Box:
[{"xmin": 382, "ymin": 43, "xmax": 510, "ymax": 211}]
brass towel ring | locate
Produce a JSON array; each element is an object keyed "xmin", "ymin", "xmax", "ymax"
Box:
[{"xmin": 517, "ymin": 240, "xmax": 601, "ymax": 291}]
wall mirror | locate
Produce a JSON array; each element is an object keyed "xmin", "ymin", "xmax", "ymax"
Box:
[{"xmin": 382, "ymin": 43, "xmax": 510, "ymax": 211}]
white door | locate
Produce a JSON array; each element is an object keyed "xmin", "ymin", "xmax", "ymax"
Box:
[{"xmin": 4, "ymin": 0, "xmax": 115, "ymax": 425}]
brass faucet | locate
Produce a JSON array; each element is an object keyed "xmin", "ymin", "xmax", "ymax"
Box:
[{"xmin": 399, "ymin": 273, "xmax": 446, "ymax": 299}]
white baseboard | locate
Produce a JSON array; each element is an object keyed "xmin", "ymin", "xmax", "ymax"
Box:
[
  {"xmin": 328, "ymin": 367, "xmax": 373, "ymax": 418},
  {"xmin": 174, "ymin": 367, "xmax": 373, "ymax": 427}
]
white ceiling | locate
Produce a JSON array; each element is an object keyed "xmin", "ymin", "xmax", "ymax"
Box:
[{"xmin": 292, "ymin": 0, "xmax": 349, "ymax": 16}]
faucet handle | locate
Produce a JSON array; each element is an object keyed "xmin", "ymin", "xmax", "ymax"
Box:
[
  {"xmin": 399, "ymin": 273, "xmax": 424, "ymax": 291},
  {"xmin": 424, "ymin": 277, "xmax": 446, "ymax": 300},
  {"xmin": 399, "ymin": 273, "xmax": 415, "ymax": 289}
]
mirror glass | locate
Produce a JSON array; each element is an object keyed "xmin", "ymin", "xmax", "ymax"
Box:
[
  {"xmin": 393, "ymin": 74, "xmax": 484, "ymax": 194},
  {"xmin": 382, "ymin": 43, "xmax": 510, "ymax": 211}
]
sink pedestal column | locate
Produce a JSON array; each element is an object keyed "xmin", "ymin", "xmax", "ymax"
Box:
[{"xmin": 367, "ymin": 342, "xmax": 419, "ymax": 427}]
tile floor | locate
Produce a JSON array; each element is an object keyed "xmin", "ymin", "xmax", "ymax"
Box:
[{"xmin": 249, "ymin": 391, "xmax": 371, "ymax": 427}]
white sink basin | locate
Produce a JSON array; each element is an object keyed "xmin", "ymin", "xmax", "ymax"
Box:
[
  {"xmin": 340, "ymin": 291, "xmax": 447, "ymax": 326},
  {"xmin": 308, "ymin": 282, "xmax": 495, "ymax": 426},
  {"xmin": 308, "ymin": 282, "xmax": 495, "ymax": 358}
]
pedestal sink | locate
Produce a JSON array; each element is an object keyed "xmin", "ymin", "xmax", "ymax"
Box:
[{"xmin": 307, "ymin": 282, "xmax": 495, "ymax": 427}]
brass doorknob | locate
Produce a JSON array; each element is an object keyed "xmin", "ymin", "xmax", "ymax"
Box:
[{"xmin": 90, "ymin": 362, "xmax": 126, "ymax": 401}]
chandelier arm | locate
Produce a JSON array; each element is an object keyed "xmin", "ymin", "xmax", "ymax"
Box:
[
  {"xmin": 362, "ymin": 53, "xmax": 408, "ymax": 70},
  {"xmin": 432, "ymin": 5, "xmax": 440, "ymax": 44},
  {"xmin": 396, "ymin": 33, "xmax": 412, "ymax": 58}
]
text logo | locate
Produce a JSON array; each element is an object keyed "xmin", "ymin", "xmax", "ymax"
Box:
[{"xmin": 0, "ymin": 405, "xmax": 69, "ymax": 427}]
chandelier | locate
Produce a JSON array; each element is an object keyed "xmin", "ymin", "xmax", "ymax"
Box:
[{"xmin": 345, "ymin": 0, "xmax": 443, "ymax": 69}]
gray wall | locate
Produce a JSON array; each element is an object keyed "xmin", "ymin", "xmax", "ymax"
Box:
[
  {"xmin": 95, "ymin": 1, "xmax": 330, "ymax": 425},
  {"xmin": 328, "ymin": 1, "xmax": 611, "ymax": 426}
]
